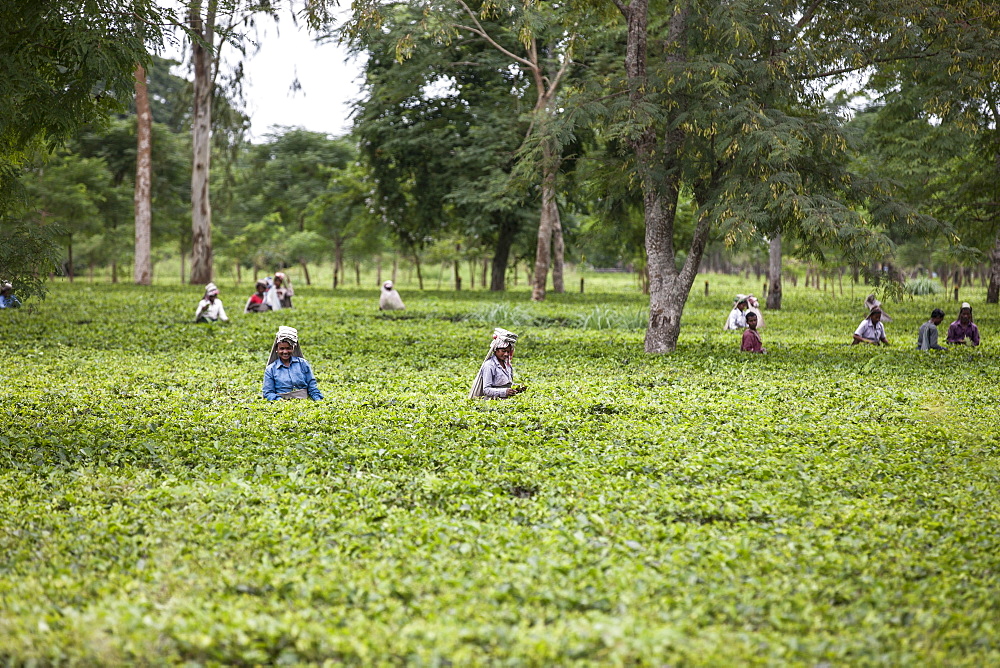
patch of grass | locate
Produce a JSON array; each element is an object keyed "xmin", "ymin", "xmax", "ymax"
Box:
[
  {"xmin": 905, "ymin": 276, "xmax": 944, "ymax": 296},
  {"xmin": 0, "ymin": 277, "xmax": 998, "ymax": 664}
]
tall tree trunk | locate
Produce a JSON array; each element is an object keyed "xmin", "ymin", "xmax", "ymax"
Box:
[
  {"xmin": 236, "ymin": 262, "xmax": 241, "ymax": 284},
  {"xmin": 189, "ymin": 0, "xmax": 216, "ymax": 285},
  {"xmin": 619, "ymin": 0, "xmax": 703, "ymax": 352},
  {"xmin": 300, "ymin": 260, "xmax": 311, "ymax": 286},
  {"xmin": 376, "ymin": 256, "xmax": 382, "ymax": 285},
  {"xmin": 413, "ymin": 250, "xmax": 424, "ymax": 290},
  {"xmin": 491, "ymin": 216, "xmax": 516, "ymax": 291},
  {"xmin": 333, "ymin": 242, "xmax": 343, "ymax": 289},
  {"xmin": 988, "ymin": 231, "xmax": 1000, "ymax": 303},
  {"xmin": 133, "ymin": 63, "xmax": 153, "ymax": 286},
  {"xmin": 454, "ymin": 243, "xmax": 462, "ymax": 291},
  {"xmin": 766, "ymin": 233, "xmax": 782, "ymax": 310},
  {"xmin": 354, "ymin": 260, "xmax": 361, "ymax": 286},
  {"xmin": 531, "ymin": 145, "xmax": 558, "ymax": 301},
  {"xmin": 482, "ymin": 258, "xmax": 488, "ymax": 288},
  {"xmin": 552, "ymin": 194, "xmax": 565, "ymax": 293},
  {"xmin": 112, "ymin": 262, "xmax": 118, "ymax": 284}
]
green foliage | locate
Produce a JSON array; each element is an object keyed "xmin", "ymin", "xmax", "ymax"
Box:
[
  {"xmin": 905, "ymin": 276, "xmax": 943, "ymax": 296},
  {"xmin": 1, "ymin": 277, "xmax": 999, "ymax": 663},
  {"xmin": 0, "ymin": 0, "xmax": 168, "ymax": 297},
  {"xmin": 0, "ymin": 219, "xmax": 62, "ymax": 302}
]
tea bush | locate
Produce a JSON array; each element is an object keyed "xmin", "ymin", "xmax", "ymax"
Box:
[{"xmin": 0, "ymin": 278, "xmax": 997, "ymax": 664}]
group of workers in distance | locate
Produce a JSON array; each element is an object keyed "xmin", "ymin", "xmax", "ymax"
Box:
[
  {"xmin": 852, "ymin": 295, "xmax": 980, "ymax": 350},
  {"xmin": 725, "ymin": 291, "xmax": 982, "ymax": 353},
  {"xmin": 194, "ymin": 272, "xmax": 296, "ymax": 322},
  {"xmin": 188, "ymin": 275, "xmax": 985, "ymax": 401},
  {"xmin": 195, "ymin": 274, "xmax": 408, "ymax": 323}
]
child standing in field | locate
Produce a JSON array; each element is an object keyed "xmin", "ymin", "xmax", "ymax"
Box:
[
  {"xmin": 916, "ymin": 308, "xmax": 947, "ymax": 351},
  {"xmin": 741, "ymin": 311, "xmax": 766, "ymax": 353}
]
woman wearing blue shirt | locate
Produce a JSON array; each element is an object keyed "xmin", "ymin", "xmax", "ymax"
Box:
[{"xmin": 262, "ymin": 326, "xmax": 323, "ymax": 400}]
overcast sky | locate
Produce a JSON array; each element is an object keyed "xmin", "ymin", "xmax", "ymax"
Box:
[
  {"xmin": 167, "ymin": 13, "xmax": 365, "ymax": 141},
  {"xmin": 238, "ymin": 19, "xmax": 364, "ymax": 140}
]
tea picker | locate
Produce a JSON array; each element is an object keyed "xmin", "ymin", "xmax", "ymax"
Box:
[
  {"xmin": 469, "ymin": 327, "xmax": 525, "ymax": 399},
  {"xmin": 262, "ymin": 326, "xmax": 323, "ymax": 400},
  {"xmin": 379, "ymin": 281, "xmax": 405, "ymax": 311}
]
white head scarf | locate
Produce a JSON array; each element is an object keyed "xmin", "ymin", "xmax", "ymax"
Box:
[
  {"xmin": 745, "ymin": 294, "xmax": 764, "ymax": 329},
  {"xmin": 204, "ymin": 282, "xmax": 219, "ymax": 297},
  {"xmin": 469, "ymin": 327, "xmax": 518, "ymax": 398},
  {"xmin": 864, "ymin": 294, "xmax": 892, "ymax": 322},
  {"xmin": 379, "ymin": 281, "xmax": 405, "ymax": 310},
  {"xmin": 267, "ymin": 326, "xmax": 304, "ymax": 367}
]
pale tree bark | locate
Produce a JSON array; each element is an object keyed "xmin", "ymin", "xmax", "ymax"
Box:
[
  {"xmin": 189, "ymin": 0, "xmax": 217, "ymax": 285},
  {"xmin": 454, "ymin": 0, "xmax": 571, "ymax": 301},
  {"xmin": 134, "ymin": 63, "xmax": 153, "ymax": 286},
  {"xmin": 767, "ymin": 233, "xmax": 782, "ymax": 310},
  {"xmin": 531, "ymin": 155, "xmax": 556, "ymax": 300}
]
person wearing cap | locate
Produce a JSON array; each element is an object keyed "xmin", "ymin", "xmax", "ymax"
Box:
[
  {"xmin": 0, "ymin": 282, "xmax": 21, "ymax": 309},
  {"xmin": 379, "ymin": 280, "xmax": 405, "ymax": 311},
  {"xmin": 853, "ymin": 306, "xmax": 889, "ymax": 345},
  {"xmin": 917, "ymin": 308, "xmax": 947, "ymax": 351},
  {"xmin": 262, "ymin": 326, "xmax": 322, "ymax": 400},
  {"xmin": 244, "ymin": 280, "xmax": 271, "ymax": 313},
  {"xmin": 273, "ymin": 272, "xmax": 294, "ymax": 309},
  {"xmin": 946, "ymin": 302, "xmax": 980, "ymax": 346},
  {"xmin": 723, "ymin": 295, "xmax": 749, "ymax": 330},
  {"xmin": 469, "ymin": 328, "xmax": 524, "ymax": 399},
  {"xmin": 194, "ymin": 283, "xmax": 228, "ymax": 322}
]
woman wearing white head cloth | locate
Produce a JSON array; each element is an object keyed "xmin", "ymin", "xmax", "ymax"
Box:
[
  {"xmin": 723, "ymin": 294, "xmax": 749, "ymax": 330},
  {"xmin": 273, "ymin": 272, "xmax": 294, "ymax": 308},
  {"xmin": 263, "ymin": 277, "xmax": 283, "ymax": 311},
  {"xmin": 262, "ymin": 326, "xmax": 323, "ymax": 400},
  {"xmin": 379, "ymin": 281, "xmax": 405, "ymax": 310},
  {"xmin": 194, "ymin": 283, "xmax": 228, "ymax": 322},
  {"xmin": 469, "ymin": 327, "xmax": 526, "ymax": 399}
]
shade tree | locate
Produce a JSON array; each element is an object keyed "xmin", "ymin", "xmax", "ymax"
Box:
[
  {"xmin": 586, "ymin": 0, "xmax": 961, "ymax": 352},
  {"xmin": 0, "ymin": 0, "xmax": 169, "ymax": 300}
]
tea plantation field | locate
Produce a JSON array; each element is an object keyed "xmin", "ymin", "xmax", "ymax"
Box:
[{"xmin": 1, "ymin": 278, "xmax": 998, "ymax": 664}]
